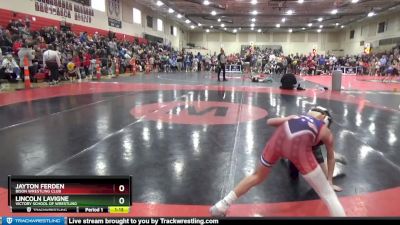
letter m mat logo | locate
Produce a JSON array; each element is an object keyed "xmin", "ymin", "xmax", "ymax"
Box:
[
  {"xmin": 131, "ymin": 101, "xmax": 268, "ymax": 125},
  {"xmin": 170, "ymin": 105, "xmax": 228, "ymax": 117}
]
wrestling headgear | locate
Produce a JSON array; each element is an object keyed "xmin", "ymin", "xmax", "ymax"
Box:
[{"xmin": 309, "ymin": 106, "xmax": 333, "ymax": 128}]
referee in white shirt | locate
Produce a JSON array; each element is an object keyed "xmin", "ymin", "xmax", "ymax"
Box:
[{"xmin": 43, "ymin": 45, "xmax": 61, "ymax": 84}]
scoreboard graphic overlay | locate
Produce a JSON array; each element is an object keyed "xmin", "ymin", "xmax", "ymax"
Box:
[{"xmin": 8, "ymin": 176, "xmax": 132, "ymax": 213}]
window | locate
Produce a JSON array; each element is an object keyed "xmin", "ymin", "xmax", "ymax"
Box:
[
  {"xmin": 133, "ymin": 8, "xmax": 141, "ymax": 24},
  {"xmin": 157, "ymin": 18, "xmax": 163, "ymax": 32},
  {"xmin": 378, "ymin": 21, "xmax": 386, "ymax": 33},
  {"xmin": 173, "ymin": 27, "xmax": 177, "ymax": 36},
  {"xmin": 147, "ymin": 16, "xmax": 153, "ymax": 28},
  {"xmin": 91, "ymin": 0, "xmax": 105, "ymax": 12},
  {"xmin": 350, "ymin": 30, "xmax": 355, "ymax": 39}
]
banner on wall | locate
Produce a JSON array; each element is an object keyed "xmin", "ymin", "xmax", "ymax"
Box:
[
  {"xmin": 108, "ymin": 18, "xmax": 122, "ymax": 28},
  {"xmin": 107, "ymin": 0, "xmax": 121, "ymax": 20},
  {"xmin": 34, "ymin": 0, "xmax": 93, "ymax": 24}
]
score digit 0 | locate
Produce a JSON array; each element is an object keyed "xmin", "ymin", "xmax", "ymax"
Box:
[
  {"xmin": 118, "ymin": 185, "xmax": 125, "ymax": 192},
  {"xmin": 119, "ymin": 197, "xmax": 125, "ymax": 205}
]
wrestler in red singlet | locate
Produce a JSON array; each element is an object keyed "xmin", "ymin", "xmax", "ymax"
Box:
[
  {"xmin": 261, "ymin": 115, "xmax": 325, "ymax": 174},
  {"xmin": 210, "ymin": 107, "xmax": 346, "ymax": 217}
]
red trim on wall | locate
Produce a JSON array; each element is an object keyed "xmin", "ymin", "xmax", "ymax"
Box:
[{"xmin": 0, "ymin": 8, "xmax": 141, "ymax": 43}]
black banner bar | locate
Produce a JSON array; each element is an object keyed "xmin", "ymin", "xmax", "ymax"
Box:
[
  {"xmin": 13, "ymin": 206, "xmax": 77, "ymax": 213},
  {"xmin": 66, "ymin": 217, "xmax": 400, "ymax": 225}
]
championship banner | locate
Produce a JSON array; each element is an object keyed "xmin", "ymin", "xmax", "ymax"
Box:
[
  {"xmin": 107, "ymin": 0, "xmax": 122, "ymax": 28},
  {"xmin": 34, "ymin": 0, "xmax": 93, "ymax": 23}
]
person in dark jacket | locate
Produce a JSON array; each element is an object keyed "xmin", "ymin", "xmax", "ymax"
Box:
[
  {"xmin": 217, "ymin": 48, "xmax": 227, "ymax": 81},
  {"xmin": 280, "ymin": 73, "xmax": 297, "ymax": 90}
]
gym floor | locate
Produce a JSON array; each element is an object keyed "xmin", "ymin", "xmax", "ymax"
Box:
[{"xmin": 0, "ymin": 72, "xmax": 399, "ymax": 216}]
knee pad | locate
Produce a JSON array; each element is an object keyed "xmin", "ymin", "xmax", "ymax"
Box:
[{"xmin": 302, "ymin": 167, "xmax": 346, "ymax": 216}]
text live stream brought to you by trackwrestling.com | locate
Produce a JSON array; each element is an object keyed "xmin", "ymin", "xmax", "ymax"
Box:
[
  {"xmin": 3, "ymin": 217, "xmax": 400, "ymax": 225},
  {"xmin": 1, "ymin": 217, "xmax": 221, "ymax": 225}
]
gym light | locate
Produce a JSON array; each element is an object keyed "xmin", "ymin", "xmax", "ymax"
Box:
[
  {"xmin": 168, "ymin": 8, "xmax": 174, "ymax": 13},
  {"xmin": 276, "ymin": 23, "xmax": 281, "ymax": 28},
  {"xmin": 318, "ymin": 17, "xmax": 323, "ymax": 22},
  {"xmin": 251, "ymin": 10, "xmax": 258, "ymax": 15},
  {"xmin": 298, "ymin": 0, "xmax": 304, "ymax": 3},
  {"xmin": 177, "ymin": 14, "xmax": 182, "ymax": 18},
  {"xmin": 203, "ymin": 0, "xmax": 210, "ymax": 5},
  {"xmin": 251, "ymin": 0, "xmax": 257, "ymax": 5},
  {"xmin": 308, "ymin": 23, "xmax": 313, "ymax": 27},
  {"xmin": 156, "ymin": 1, "xmax": 163, "ymax": 6},
  {"xmin": 331, "ymin": 9, "xmax": 338, "ymax": 15},
  {"xmin": 368, "ymin": 11, "xmax": 376, "ymax": 17},
  {"xmin": 287, "ymin": 10, "xmax": 294, "ymax": 15},
  {"xmin": 257, "ymin": 29, "xmax": 262, "ymax": 33},
  {"xmin": 211, "ymin": 10, "xmax": 217, "ymax": 16},
  {"xmin": 288, "ymin": 29, "xmax": 293, "ymax": 33}
]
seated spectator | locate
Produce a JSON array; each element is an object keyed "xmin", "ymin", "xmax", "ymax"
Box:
[
  {"xmin": 1, "ymin": 53, "xmax": 20, "ymax": 82},
  {"xmin": 13, "ymin": 38, "xmax": 23, "ymax": 55}
]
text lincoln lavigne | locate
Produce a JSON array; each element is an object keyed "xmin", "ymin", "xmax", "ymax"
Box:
[
  {"xmin": 15, "ymin": 196, "xmax": 69, "ymax": 202},
  {"xmin": 14, "ymin": 195, "xmax": 77, "ymax": 206}
]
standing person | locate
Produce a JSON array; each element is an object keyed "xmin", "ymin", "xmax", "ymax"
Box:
[
  {"xmin": 210, "ymin": 106, "xmax": 346, "ymax": 217},
  {"xmin": 72, "ymin": 51, "xmax": 82, "ymax": 82},
  {"xmin": 18, "ymin": 42, "xmax": 36, "ymax": 82},
  {"xmin": 217, "ymin": 48, "xmax": 227, "ymax": 81},
  {"xmin": 83, "ymin": 50, "xmax": 91, "ymax": 79},
  {"xmin": 197, "ymin": 52, "xmax": 202, "ymax": 72},
  {"xmin": 43, "ymin": 45, "xmax": 61, "ymax": 85}
]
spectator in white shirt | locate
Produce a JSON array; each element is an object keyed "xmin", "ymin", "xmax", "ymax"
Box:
[
  {"xmin": 1, "ymin": 53, "xmax": 20, "ymax": 82},
  {"xmin": 43, "ymin": 45, "xmax": 61, "ymax": 84}
]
